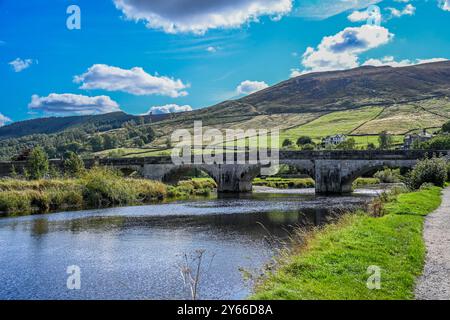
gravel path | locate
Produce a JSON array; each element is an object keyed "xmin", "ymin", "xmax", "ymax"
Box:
[{"xmin": 415, "ymin": 187, "xmax": 450, "ymax": 300}]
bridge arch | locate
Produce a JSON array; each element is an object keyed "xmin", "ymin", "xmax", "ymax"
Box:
[{"xmin": 339, "ymin": 160, "xmax": 416, "ymax": 193}]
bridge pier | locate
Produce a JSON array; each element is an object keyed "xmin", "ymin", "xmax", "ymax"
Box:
[{"xmin": 314, "ymin": 160, "xmax": 352, "ymax": 194}]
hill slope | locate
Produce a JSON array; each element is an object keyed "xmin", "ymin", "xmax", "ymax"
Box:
[
  {"xmin": 1, "ymin": 61, "xmax": 449, "ymax": 158},
  {"xmin": 0, "ymin": 112, "xmax": 170, "ymax": 140}
]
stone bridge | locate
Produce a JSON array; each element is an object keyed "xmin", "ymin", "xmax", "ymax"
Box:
[{"xmin": 1, "ymin": 150, "xmax": 449, "ymax": 194}]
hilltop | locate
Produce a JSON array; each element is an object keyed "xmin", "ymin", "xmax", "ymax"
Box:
[{"xmin": 0, "ymin": 61, "xmax": 449, "ymax": 159}]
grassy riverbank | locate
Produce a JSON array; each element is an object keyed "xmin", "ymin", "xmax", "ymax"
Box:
[
  {"xmin": 0, "ymin": 168, "xmax": 216, "ymax": 216},
  {"xmin": 253, "ymin": 177, "xmax": 380, "ymax": 189},
  {"xmin": 252, "ymin": 186, "xmax": 442, "ymax": 300}
]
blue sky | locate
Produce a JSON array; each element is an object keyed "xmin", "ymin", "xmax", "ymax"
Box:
[{"xmin": 0, "ymin": 0, "xmax": 449, "ymax": 124}]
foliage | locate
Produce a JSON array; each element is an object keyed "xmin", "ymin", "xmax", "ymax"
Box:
[
  {"xmin": 336, "ymin": 138, "xmax": 356, "ymax": 150},
  {"xmin": 296, "ymin": 136, "xmax": 313, "ymax": 146},
  {"xmin": 419, "ymin": 135, "xmax": 450, "ymax": 150},
  {"xmin": 378, "ymin": 131, "xmax": 393, "ymax": 150},
  {"xmin": 27, "ymin": 147, "xmax": 49, "ymax": 180},
  {"xmin": 442, "ymin": 120, "xmax": 450, "ymax": 133},
  {"xmin": 282, "ymin": 139, "xmax": 293, "ymax": 148},
  {"xmin": 408, "ymin": 157, "xmax": 447, "ymax": 189},
  {"xmin": 374, "ymin": 168, "xmax": 402, "ymax": 183},
  {"xmin": 253, "ymin": 177, "xmax": 315, "ymax": 189},
  {"xmin": 63, "ymin": 152, "xmax": 85, "ymax": 177}
]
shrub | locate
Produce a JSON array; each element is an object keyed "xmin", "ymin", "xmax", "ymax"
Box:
[
  {"xmin": 27, "ymin": 147, "xmax": 49, "ymax": 180},
  {"xmin": 81, "ymin": 167, "xmax": 135, "ymax": 206},
  {"xmin": 378, "ymin": 131, "xmax": 393, "ymax": 150},
  {"xmin": 408, "ymin": 157, "xmax": 447, "ymax": 190},
  {"xmin": 64, "ymin": 152, "xmax": 85, "ymax": 177},
  {"xmin": 420, "ymin": 136, "xmax": 450, "ymax": 150},
  {"xmin": 282, "ymin": 139, "xmax": 293, "ymax": 148},
  {"xmin": 297, "ymin": 136, "xmax": 313, "ymax": 146},
  {"xmin": 374, "ymin": 168, "xmax": 402, "ymax": 183}
]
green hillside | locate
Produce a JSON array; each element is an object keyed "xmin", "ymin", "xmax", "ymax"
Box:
[{"xmin": 1, "ymin": 61, "xmax": 450, "ymax": 160}]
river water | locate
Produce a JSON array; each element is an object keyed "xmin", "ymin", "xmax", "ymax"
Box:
[{"xmin": 0, "ymin": 187, "xmax": 381, "ymax": 300}]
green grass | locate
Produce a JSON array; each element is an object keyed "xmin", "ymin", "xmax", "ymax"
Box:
[
  {"xmin": 253, "ymin": 177, "xmax": 315, "ymax": 189},
  {"xmin": 282, "ymin": 107, "xmax": 383, "ymax": 141},
  {"xmin": 252, "ymin": 186, "xmax": 442, "ymax": 300},
  {"xmin": 0, "ymin": 169, "xmax": 216, "ymax": 216},
  {"xmin": 353, "ymin": 177, "xmax": 381, "ymax": 187}
]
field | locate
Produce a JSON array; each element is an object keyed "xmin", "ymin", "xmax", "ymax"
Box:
[{"xmin": 89, "ymin": 97, "xmax": 450, "ymax": 157}]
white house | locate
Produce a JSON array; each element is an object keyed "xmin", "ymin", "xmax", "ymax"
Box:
[{"xmin": 322, "ymin": 134, "xmax": 347, "ymax": 146}]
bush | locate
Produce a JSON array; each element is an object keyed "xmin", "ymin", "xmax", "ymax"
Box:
[
  {"xmin": 374, "ymin": 168, "xmax": 402, "ymax": 183},
  {"xmin": 64, "ymin": 152, "xmax": 85, "ymax": 177},
  {"xmin": 27, "ymin": 147, "xmax": 49, "ymax": 180},
  {"xmin": 282, "ymin": 139, "xmax": 293, "ymax": 148},
  {"xmin": 297, "ymin": 136, "xmax": 313, "ymax": 146},
  {"xmin": 421, "ymin": 136, "xmax": 450, "ymax": 150},
  {"xmin": 408, "ymin": 157, "xmax": 448, "ymax": 190}
]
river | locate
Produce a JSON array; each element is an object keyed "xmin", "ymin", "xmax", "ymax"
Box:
[{"xmin": 0, "ymin": 187, "xmax": 382, "ymax": 300}]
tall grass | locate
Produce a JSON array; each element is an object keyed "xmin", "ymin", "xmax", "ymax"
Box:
[
  {"xmin": 0, "ymin": 167, "xmax": 217, "ymax": 216},
  {"xmin": 0, "ymin": 167, "xmax": 171, "ymax": 216}
]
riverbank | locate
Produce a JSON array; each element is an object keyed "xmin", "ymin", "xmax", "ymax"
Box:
[
  {"xmin": 0, "ymin": 168, "xmax": 216, "ymax": 216},
  {"xmin": 253, "ymin": 177, "xmax": 380, "ymax": 189},
  {"xmin": 252, "ymin": 186, "xmax": 443, "ymax": 300}
]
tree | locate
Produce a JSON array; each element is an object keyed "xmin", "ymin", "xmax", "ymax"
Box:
[
  {"xmin": 282, "ymin": 139, "xmax": 293, "ymax": 148},
  {"xmin": 378, "ymin": 131, "xmax": 393, "ymax": 150},
  {"xmin": 27, "ymin": 147, "xmax": 49, "ymax": 179},
  {"xmin": 103, "ymin": 134, "xmax": 118, "ymax": 150},
  {"xmin": 367, "ymin": 142, "xmax": 376, "ymax": 150},
  {"xmin": 89, "ymin": 135, "xmax": 104, "ymax": 152},
  {"xmin": 336, "ymin": 138, "xmax": 356, "ymax": 150},
  {"xmin": 296, "ymin": 136, "xmax": 313, "ymax": 146},
  {"xmin": 64, "ymin": 151, "xmax": 85, "ymax": 177},
  {"xmin": 301, "ymin": 143, "xmax": 315, "ymax": 151},
  {"xmin": 442, "ymin": 120, "xmax": 450, "ymax": 133}
]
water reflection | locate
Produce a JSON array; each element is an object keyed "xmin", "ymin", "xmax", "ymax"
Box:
[{"xmin": 0, "ymin": 190, "xmax": 374, "ymax": 300}]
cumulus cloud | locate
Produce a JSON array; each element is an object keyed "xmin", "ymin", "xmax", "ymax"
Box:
[
  {"xmin": 28, "ymin": 93, "xmax": 121, "ymax": 116},
  {"xmin": 438, "ymin": 0, "xmax": 450, "ymax": 11},
  {"xmin": 347, "ymin": 10, "xmax": 372, "ymax": 22},
  {"xmin": 386, "ymin": 4, "xmax": 415, "ymax": 18},
  {"xmin": 236, "ymin": 80, "xmax": 269, "ymax": 95},
  {"xmin": 0, "ymin": 113, "xmax": 12, "ymax": 127},
  {"xmin": 145, "ymin": 104, "xmax": 193, "ymax": 115},
  {"xmin": 113, "ymin": 0, "xmax": 292, "ymax": 34},
  {"xmin": 363, "ymin": 56, "xmax": 448, "ymax": 67},
  {"xmin": 9, "ymin": 58, "xmax": 36, "ymax": 72},
  {"xmin": 74, "ymin": 64, "xmax": 188, "ymax": 98},
  {"xmin": 300, "ymin": 25, "xmax": 393, "ymax": 73}
]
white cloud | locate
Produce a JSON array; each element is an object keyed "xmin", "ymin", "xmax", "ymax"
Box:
[
  {"xmin": 236, "ymin": 80, "xmax": 269, "ymax": 95},
  {"xmin": 438, "ymin": 0, "xmax": 450, "ymax": 11},
  {"xmin": 386, "ymin": 4, "xmax": 415, "ymax": 17},
  {"xmin": 8, "ymin": 58, "xmax": 36, "ymax": 72},
  {"xmin": 296, "ymin": 0, "xmax": 381, "ymax": 20},
  {"xmin": 74, "ymin": 64, "xmax": 189, "ymax": 98},
  {"xmin": 113, "ymin": 0, "xmax": 292, "ymax": 34},
  {"xmin": 347, "ymin": 10, "xmax": 371, "ymax": 22},
  {"xmin": 28, "ymin": 93, "xmax": 121, "ymax": 116},
  {"xmin": 145, "ymin": 104, "xmax": 193, "ymax": 115},
  {"xmin": 0, "ymin": 113, "xmax": 12, "ymax": 127},
  {"xmin": 300, "ymin": 25, "xmax": 393, "ymax": 73},
  {"xmin": 363, "ymin": 56, "xmax": 448, "ymax": 67},
  {"xmin": 206, "ymin": 46, "xmax": 218, "ymax": 53}
]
